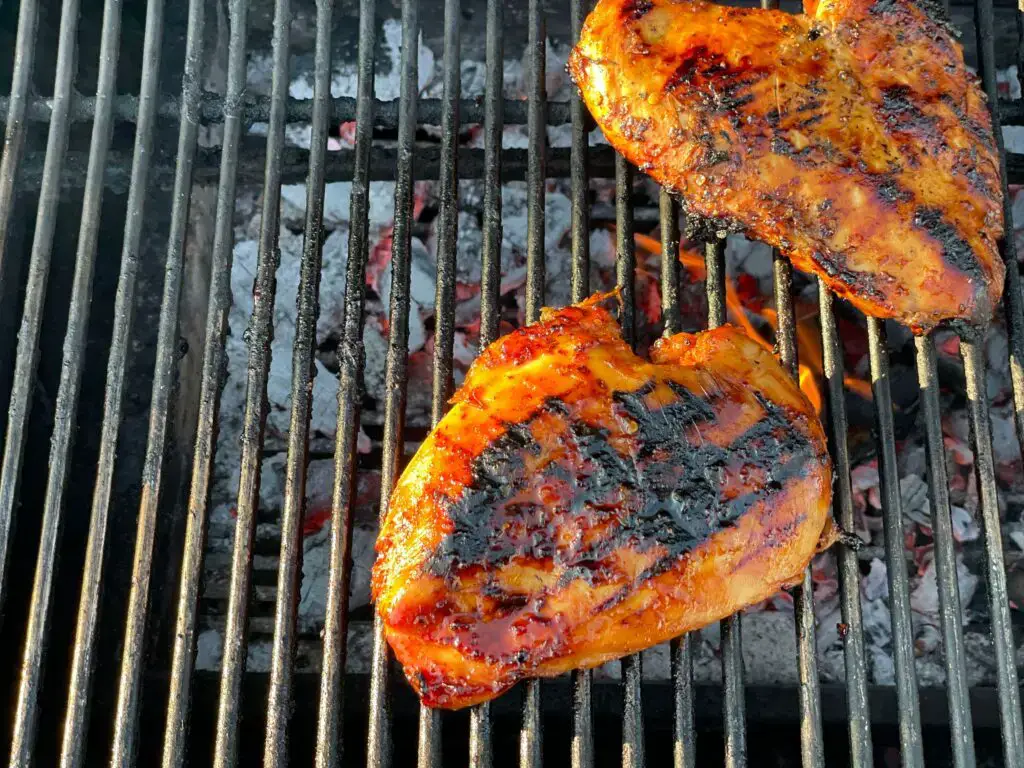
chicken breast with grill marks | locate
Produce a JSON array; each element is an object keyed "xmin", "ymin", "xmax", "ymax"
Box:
[
  {"xmin": 568, "ymin": 0, "xmax": 1004, "ymax": 332},
  {"xmin": 372, "ymin": 295, "xmax": 833, "ymax": 709}
]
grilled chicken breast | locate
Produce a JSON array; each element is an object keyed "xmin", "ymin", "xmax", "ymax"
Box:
[
  {"xmin": 568, "ymin": 0, "xmax": 1004, "ymax": 332},
  {"xmin": 373, "ymin": 295, "xmax": 833, "ymax": 709}
]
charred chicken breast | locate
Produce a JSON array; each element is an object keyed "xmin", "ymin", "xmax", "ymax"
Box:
[
  {"xmin": 568, "ymin": 0, "xmax": 1004, "ymax": 332},
  {"xmin": 373, "ymin": 295, "xmax": 833, "ymax": 709}
]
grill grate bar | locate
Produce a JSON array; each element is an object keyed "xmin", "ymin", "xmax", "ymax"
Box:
[
  {"xmin": 470, "ymin": 708, "xmax": 494, "ymax": 768},
  {"xmin": 771, "ymin": 258, "xmax": 798, "ymax": 377},
  {"xmin": 368, "ymin": 0, "xmax": 420, "ymax": 764},
  {"xmin": 622, "ymin": 654, "xmax": 645, "ymax": 768},
  {"xmin": 477, "ymin": 0, "xmax": 503, "ymax": 352},
  {"xmin": 8, "ymin": 0, "xmax": 121, "ymax": 761},
  {"xmin": 1019, "ymin": 9, "xmax": 1024, "ymax": 99},
  {"xmin": 520, "ymin": 1, "xmax": 546, "ymax": 765},
  {"xmin": 770, "ymin": 251, "xmax": 825, "ymax": 768},
  {"xmin": 108, "ymin": 0, "xmax": 206, "ymax": 760},
  {"xmin": 7, "ymin": 94, "xmax": 1024, "ymax": 132},
  {"xmin": 816, "ymin": 283, "xmax": 872, "ymax": 766},
  {"xmin": 9, "ymin": 144, "xmax": 619, "ymax": 191},
  {"xmin": 412, "ymin": 488, "xmax": 443, "ymax": 755},
  {"xmin": 961, "ymin": 341, "xmax": 1024, "ymax": 766},
  {"xmin": 703, "ymin": 237, "xmax": 746, "ymax": 767},
  {"xmin": 524, "ymin": 0, "xmax": 547, "ymax": 329},
  {"xmin": 161, "ymin": 0, "xmax": 250, "ymax": 763},
  {"xmin": 866, "ymin": 317, "xmax": 924, "ymax": 767},
  {"xmin": 520, "ymin": 681, "xmax": 543, "ymax": 768},
  {"xmin": 569, "ymin": 3, "xmax": 592, "ymax": 765},
  {"xmin": 0, "ymin": 93, "xmax": 571, "ymax": 130},
  {"xmin": 615, "ymin": 157, "xmax": 636, "ymax": 347},
  {"xmin": 468, "ymin": 0, "xmax": 500, "ymax": 762},
  {"xmin": 659, "ymin": 194, "xmax": 681, "ymax": 339},
  {"xmin": 211, "ymin": 0, "xmax": 291, "ymax": 761},
  {"xmin": 0, "ymin": 0, "xmax": 79, "ymax": 620},
  {"xmin": 570, "ymin": 671, "xmax": 592, "ymax": 768},
  {"xmin": 0, "ymin": 0, "xmax": 37, "ymax": 286},
  {"xmin": 971, "ymin": 0, "xmax": 1024, "ymax": 761},
  {"xmin": 757, "ymin": 0, "xmax": 827, "ymax": 739},
  {"xmin": 262, "ymin": 0, "xmax": 327, "ymax": 759},
  {"xmin": 914, "ymin": 336, "xmax": 976, "ymax": 767},
  {"xmin": 659, "ymin": 193, "xmax": 695, "ymax": 768},
  {"xmin": 418, "ymin": 0, "xmax": 463, "ymax": 763},
  {"xmin": 55, "ymin": 0, "xmax": 166, "ymax": 764},
  {"xmin": 914, "ymin": 10, "xmax": 977, "ymax": 744},
  {"xmin": 704, "ymin": 242, "xmax": 727, "ymax": 330},
  {"xmin": 613, "ymin": 154, "xmax": 644, "ymax": 768},
  {"xmin": 670, "ymin": 635, "xmax": 695, "ymax": 768},
  {"xmin": 569, "ymin": 0, "xmax": 591, "ymax": 306},
  {"xmin": 764, "ymin": 94, "xmax": 826, "ymax": 756},
  {"xmin": 28, "ymin": 141, "xmax": 1024, "ymax": 191},
  {"xmin": 429, "ymin": 0, "xmax": 462, "ymax": 451},
  {"xmin": 720, "ymin": 612, "xmax": 746, "ymax": 767},
  {"xmin": 314, "ymin": 0, "xmax": 376, "ymax": 765},
  {"xmin": 977, "ymin": 0, "xmax": 1024, "ymax": 458}
]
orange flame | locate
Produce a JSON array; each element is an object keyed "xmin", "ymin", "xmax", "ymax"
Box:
[{"xmin": 633, "ymin": 232, "xmax": 873, "ymax": 414}]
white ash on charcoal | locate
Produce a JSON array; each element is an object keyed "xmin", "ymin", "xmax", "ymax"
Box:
[{"xmin": 250, "ymin": 19, "xmax": 436, "ymax": 148}]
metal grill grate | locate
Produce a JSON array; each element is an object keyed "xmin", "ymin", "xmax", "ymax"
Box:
[{"xmin": 0, "ymin": 0, "xmax": 1023, "ymax": 766}]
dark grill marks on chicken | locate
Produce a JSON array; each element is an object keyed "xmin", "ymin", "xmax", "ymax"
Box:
[
  {"xmin": 568, "ymin": 0, "xmax": 1005, "ymax": 331},
  {"xmin": 428, "ymin": 388, "xmax": 817, "ymax": 588},
  {"xmin": 372, "ymin": 296, "xmax": 833, "ymax": 708}
]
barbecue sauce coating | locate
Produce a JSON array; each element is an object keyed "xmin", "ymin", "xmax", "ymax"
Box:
[
  {"xmin": 372, "ymin": 295, "xmax": 833, "ymax": 709},
  {"xmin": 568, "ymin": 0, "xmax": 1004, "ymax": 332}
]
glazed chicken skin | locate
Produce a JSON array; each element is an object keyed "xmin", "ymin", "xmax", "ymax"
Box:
[
  {"xmin": 568, "ymin": 0, "xmax": 1004, "ymax": 332},
  {"xmin": 373, "ymin": 295, "xmax": 833, "ymax": 709}
]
